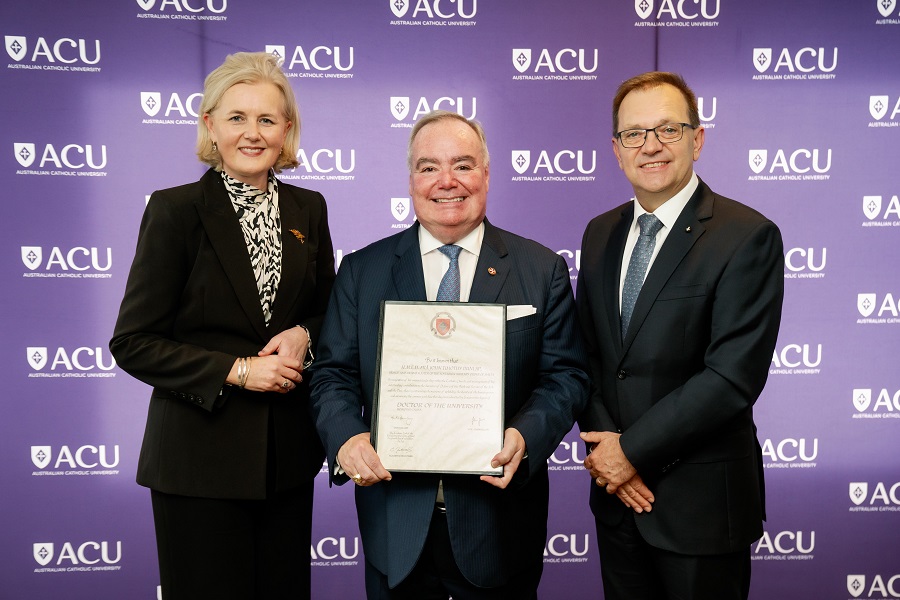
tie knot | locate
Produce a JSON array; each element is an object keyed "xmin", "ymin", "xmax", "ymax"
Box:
[
  {"xmin": 637, "ymin": 213, "xmax": 663, "ymax": 238},
  {"xmin": 438, "ymin": 244, "xmax": 462, "ymax": 261}
]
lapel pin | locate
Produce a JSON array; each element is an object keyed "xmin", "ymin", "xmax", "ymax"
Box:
[
  {"xmin": 290, "ymin": 229, "xmax": 306, "ymax": 243},
  {"xmin": 685, "ymin": 226, "xmax": 692, "ymax": 232},
  {"xmin": 487, "ymin": 267, "xmax": 497, "ymax": 276}
]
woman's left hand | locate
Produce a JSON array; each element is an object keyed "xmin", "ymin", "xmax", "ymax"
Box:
[{"xmin": 259, "ymin": 326, "xmax": 310, "ymax": 365}]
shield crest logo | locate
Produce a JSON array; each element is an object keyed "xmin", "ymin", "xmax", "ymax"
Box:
[
  {"xmin": 390, "ymin": 97, "xmax": 409, "ymax": 121},
  {"xmin": 136, "ymin": 0, "xmax": 156, "ymax": 10},
  {"xmin": 14, "ymin": 143, "xmax": 36, "ymax": 168},
  {"xmin": 863, "ymin": 195, "xmax": 882, "ymax": 220},
  {"xmin": 34, "ymin": 544, "xmax": 53, "ymax": 567},
  {"xmin": 434, "ymin": 318, "xmax": 452, "ymax": 336},
  {"xmin": 848, "ymin": 575, "xmax": 866, "ymax": 598},
  {"xmin": 391, "ymin": 197, "xmax": 410, "ymax": 222},
  {"xmin": 853, "ymin": 389, "xmax": 872, "ymax": 412},
  {"xmin": 869, "ymin": 95, "xmax": 889, "ymax": 120},
  {"xmin": 878, "ymin": 0, "xmax": 896, "ymax": 17},
  {"xmin": 857, "ymin": 293, "xmax": 876, "ymax": 317},
  {"xmin": 32, "ymin": 446, "xmax": 52, "ymax": 469},
  {"xmin": 265, "ymin": 45, "xmax": 286, "ymax": 64},
  {"xmin": 431, "ymin": 312, "xmax": 456, "ymax": 338},
  {"xmin": 28, "ymin": 347, "xmax": 48, "ymax": 370},
  {"xmin": 390, "ymin": 0, "xmax": 409, "ymax": 18},
  {"xmin": 849, "ymin": 482, "xmax": 868, "ymax": 506},
  {"xmin": 512, "ymin": 49, "xmax": 531, "ymax": 73},
  {"xmin": 748, "ymin": 150, "xmax": 766, "ymax": 174},
  {"xmin": 635, "ymin": 0, "xmax": 653, "ymax": 19},
  {"xmin": 512, "ymin": 151, "xmax": 530, "ymax": 175},
  {"xmin": 22, "ymin": 246, "xmax": 42, "ymax": 270},
  {"xmin": 140, "ymin": 92, "xmax": 162, "ymax": 117},
  {"xmin": 6, "ymin": 36, "xmax": 27, "ymax": 61},
  {"xmin": 753, "ymin": 48, "xmax": 772, "ymax": 73}
]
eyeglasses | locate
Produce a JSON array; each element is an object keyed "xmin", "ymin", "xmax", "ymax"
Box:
[{"xmin": 615, "ymin": 123, "xmax": 695, "ymax": 148}]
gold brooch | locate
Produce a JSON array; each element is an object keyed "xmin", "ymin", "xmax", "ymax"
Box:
[{"xmin": 290, "ymin": 229, "xmax": 306, "ymax": 244}]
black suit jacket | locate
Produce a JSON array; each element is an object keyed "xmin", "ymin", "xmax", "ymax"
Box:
[
  {"xmin": 310, "ymin": 220, "xmax": 589, "ymax": 588},
  {"xmin": 110, "ymin": 168, "xmax": 335, "ymax": 499},
  {"xmin": 577, "ymin": 178, "xmax": 783, "ymax": 555}
]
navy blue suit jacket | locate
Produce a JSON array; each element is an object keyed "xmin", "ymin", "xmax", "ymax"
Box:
[
  {"xmin": 310, "ymin": 220, "xmax": 589, "ymax": 588},
  {"xmin": 577, "ymin": 179, "xmax": 784, "ymax": 555}
]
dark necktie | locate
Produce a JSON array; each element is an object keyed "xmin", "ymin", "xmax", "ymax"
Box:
[
  {"xmin": 621, "ymin": 214, "xmax": 663, "ymax": 339},
  {"xmin": 436, "ymin": 244, "xmax": 463, "ymax": 302}
]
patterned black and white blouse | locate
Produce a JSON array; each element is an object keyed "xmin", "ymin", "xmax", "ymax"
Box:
[{"xmin": 221, "ymin": 171, "xmax": 282, "ymax": 326}]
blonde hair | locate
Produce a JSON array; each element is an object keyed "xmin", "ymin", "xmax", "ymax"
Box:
[{"xmin": 196, "ymin": 52, "xmax": 300, "ymax": 171}]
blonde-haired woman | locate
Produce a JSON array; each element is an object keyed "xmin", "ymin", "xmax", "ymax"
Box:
[{"xmin": 111, "ymin": 52, "xmax": 334, "ymax": 599}]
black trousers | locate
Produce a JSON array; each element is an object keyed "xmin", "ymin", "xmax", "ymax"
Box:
[
  {"xmin": 365, "ymin": 508, "xmax": 540, "ymax": 600},
  {"xmin": 595, "ymin": 511, "xmax": 751, "ymax": 600},
  {"xmin": 150, "ymin": 482, "xmax": 314, "ymax": 600}
]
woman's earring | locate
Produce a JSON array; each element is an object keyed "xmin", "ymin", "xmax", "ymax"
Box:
[{"xmin": 212, "ymin": 142, "xmax": 218, "ymax": 152}]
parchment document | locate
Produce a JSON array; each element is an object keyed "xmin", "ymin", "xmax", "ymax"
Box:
[{"xmin": 372, "ymin": 301, "xmax": 505, "ymax": 475}]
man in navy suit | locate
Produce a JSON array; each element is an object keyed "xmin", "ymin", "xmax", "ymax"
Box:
[
  {"xmin": 577, "ymin": 72, "xmax": 784, "ymax": 599},
  {"xmin": 310, "ymin": 110, "xmax": 589, "ymax": 599}
]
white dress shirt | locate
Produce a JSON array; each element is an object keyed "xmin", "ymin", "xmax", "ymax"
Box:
[{"xmin": 618, "ymin": 172, "xmax": 699, "ymax": 315}]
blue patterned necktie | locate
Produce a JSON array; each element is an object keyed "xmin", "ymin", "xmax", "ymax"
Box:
[
  {"xmin": 436, "ymin": 244, "xmax": 463, "ymax": 302},
  {"xmin": 621, "ymin": 213, "xmax": 663, "ymax": 339}
]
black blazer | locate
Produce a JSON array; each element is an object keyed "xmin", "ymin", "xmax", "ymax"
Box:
[
  {"xmin": 110, "ymin": 168, "xmax": 335, "ymax": 499},
  {"xmin": 577, "ymin": 179, "xmax": 784, "ymax": 555},
  {"xmin": 310, "ymin": 220, "xmax": 589, "ymax": 588}
]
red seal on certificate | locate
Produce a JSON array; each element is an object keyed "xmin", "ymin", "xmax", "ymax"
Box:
[{"xmin": 431, "ymin": 312, "xmax": 456, "ymax": 338}]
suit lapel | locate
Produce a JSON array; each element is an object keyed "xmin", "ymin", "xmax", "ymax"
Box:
[
  {"xmin": 623, "ymin": 182, "xmax": 711, "ymax": 350},
  {"xmin": 391, "ymin": 224, "xmax": 428, "ymax": 301},
  {"xmin": 268, "ymin": 185, "xmax": 309, "ymax": 333},
  {"xmin": 470, "ymin": 220, "xmax": 509, "ymax": 304},
  {"xmin": 606, "ymin": 205, "xmax": 632, "ymax": 352},
  {"xmin": 195, "ymin": 170, "xmax": 269, "ymax": 341}
]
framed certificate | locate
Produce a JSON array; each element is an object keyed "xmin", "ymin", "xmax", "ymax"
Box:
[{"xmin": 371, "ymin": 301, "xmax": 505, "ymax": 475}]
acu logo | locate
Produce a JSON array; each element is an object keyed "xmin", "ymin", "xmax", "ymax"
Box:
[
  {"xmin": 869, "ymin": 96, "xmax": 900, "ymax": 120},
  {"xmin": 863, "ymin": 195, "xmax": 900, "ymax": 221},
  {"xmin": 879, "ymin": 0, "xmax": 898, "ymax": 17},
  {"xmin": 136, "ymin": 0, "xmax": 227, "ymax": 13},
  {"xmin": 310, "ymin": 536, "xmax": 359, "ymax": 560},
  {"xmin": 5, "ymin": 35, "xmax": 100, "ymax": 64},
  {"xmin": 33, "ymin": 542, "xmax": 122, "ymax": 566},
  {"xmin": 850, "ymin": 482, "xmax": 900, "ymax": 506},
  {"xmin": 140, "ymin": 92, "xmax": 203, "ymax": 118},
  {"xmin": 544, "ymin": 534, "xmax": 589, "ymax": 558},
  {"xmin": 390, "ymin": 0, "xmax": 477, "ymax": 19},
  {"xmin": 754, "ymin": 530, "xmax": 815, "ymax": 555},
  {"xmin": 511, "ymin": 150, "xmax": 597, "ymax": 175},
  {"xmin": 753, "ymin": 47, "xmax": 838, "ymax": 74},
  {"xmin": 390, "ymin": 96, "xmax": 476, "ymax": 122},
  {"xmin": 857, "ymin": 293, "xmax": 900, "ymax": 318},
  {"xmin": 748, "ymin": 148, "xmax": 831, "ymax": 174},
  {"xmin": 512, "ymin": 48, "xmax": 598, "ymax": 74},
  {"xmin": 635, "ymin": 0, "xmax": 720, "ymax": 19},
  {"xmin": 853, "ymin": 388, "xmax": 900, "ymax": 413},
  {"xmin": 26, "ymin": 346, "xmax": 117, "ymax": 372},
  {"xmin": 14, "ymin": 143, "xmax": 107, "ymax": 170},
  {"xmin": 21, "ymin": 246, "xmax": 112, "ymax": 272},
  {"xmin": 266, "ymin": 45, "xmax": 354, "ymax": 72},
  {"xmin": 31, "ymin": 445, "xmax": 120, "ymax": 469}
]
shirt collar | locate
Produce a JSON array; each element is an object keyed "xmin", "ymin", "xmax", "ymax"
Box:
[
  {"xmin": 418, "ymin": 222, "xmax": 484, "ymax": 257},
  {"xmin": 632, "ymin": 172, "xmax": 698, "ymax": 230}
]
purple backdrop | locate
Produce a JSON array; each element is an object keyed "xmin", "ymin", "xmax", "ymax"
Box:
[{"xmin": 3, "ymin": 0, "xmax": 899, "ymax": 598}]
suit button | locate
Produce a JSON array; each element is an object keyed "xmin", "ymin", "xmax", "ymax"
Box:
[
  {"xmin": 196, "ymin": 397, "xmax": 204, "ymax": 405},
  {"xmin": 617, "ymin": 370, "xmax": 627, "ymax": 380}
]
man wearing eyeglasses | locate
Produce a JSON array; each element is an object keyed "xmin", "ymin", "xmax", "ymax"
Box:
[{"xmin": 576, "ymin": 72, "xmax": 784, "ymax": 599}]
